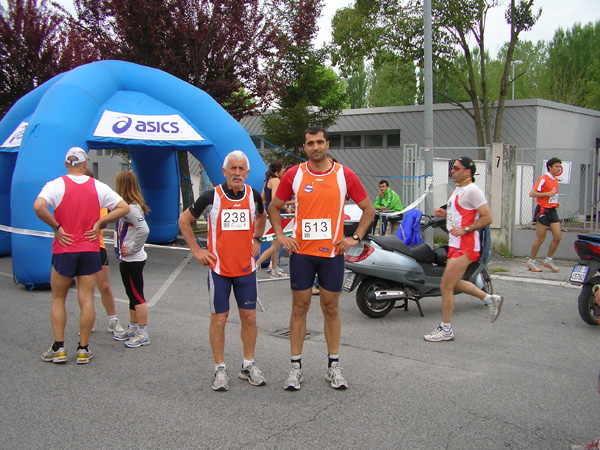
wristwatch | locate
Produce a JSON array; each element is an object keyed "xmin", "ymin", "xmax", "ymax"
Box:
[
  {"xmin": 464, "ymin": 226, "xmax": 471, "ymax": 233},
  {"xmin": 352, "ymin": 234, "xmax": 361, "ymax": 241},
  {"xmin": 52, "ymin": 224, "xmax": 61, "ymax": 232},
  {"xmin": 253, "ymin": 236, "xmax": 262, "ymax": 243}
]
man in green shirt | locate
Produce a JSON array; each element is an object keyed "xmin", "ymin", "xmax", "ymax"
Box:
[{"xmin": 372, "ymin": 180, "xmax": 403, "ymax": 235}]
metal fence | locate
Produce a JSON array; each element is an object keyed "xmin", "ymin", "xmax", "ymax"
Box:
[{"xmin": 86, "ymin": 145, "xmax": 600, "ymax": 233}]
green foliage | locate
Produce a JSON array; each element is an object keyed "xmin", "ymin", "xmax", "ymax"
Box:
[
  {"xmin": 261, "ymin": 45, "xmax": 348, "ymax": 165},
  {"xmin": 541, "ymin": 20, "xmax": 600, "ymax": 110},
  {"xmin": 368, "ymin": 53, "xmax": 417, "ymax": 106}
]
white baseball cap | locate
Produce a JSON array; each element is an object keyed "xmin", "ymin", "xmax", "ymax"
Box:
[{"xmin": 65, "ymin": 147, "xmax": 89, "ymax": 165}]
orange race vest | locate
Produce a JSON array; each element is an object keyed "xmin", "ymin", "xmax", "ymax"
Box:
[
  {"xmin": 207, "ymin": 184, "xmax": 256, "ymax": 277},
  {"xmin": 291, "ymin": 162, "xmax": 347, "ymax": 258}
]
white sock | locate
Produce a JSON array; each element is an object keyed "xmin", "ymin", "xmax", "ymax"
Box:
[
  {"xmin": 441, "ymin": 322, "xmax": 451, "ymax": 331},
  {"xmin": 545, "ymin": 257, "xmax": 553, "ymax": 262},
  {"xmin": 138, "ymin": 325, "xmax": 148, "ymax": 337},
  {"xmin": 108, "ymin": 315, "xmax": 118, "ymax": 323},
  {"xmin": 483, "ymin": 294, "xmax": 492, "ymax": 304},
  {"xmin": 128, "ymin": 322, "xmax": 138, "ymax": 332},
  {"xmin": 242, "ymin": 358, "xmax": 254, "ymax": 369},
  {"xmin": 215, "ymin": 363, "xmax": 226, "ymax": 371}
]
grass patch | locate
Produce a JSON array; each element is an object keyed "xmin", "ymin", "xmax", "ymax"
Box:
[{"xmin": 491, "ymin": 268, "xmax": 509, "ymax": 273}]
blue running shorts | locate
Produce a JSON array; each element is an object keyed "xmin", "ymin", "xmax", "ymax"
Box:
[
  {"xmin": 289, "ymin": 253, "xmax": 345, "ymax": 292},
  {"xmin": 52, "ymin": 252, "xmax": 102, "ymax": 278},
  {"xmin": 208, "ymin": 270, "xmax": 257, "ymax": 314}
]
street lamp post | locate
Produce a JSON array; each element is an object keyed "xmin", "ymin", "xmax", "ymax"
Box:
[{"xmin": 512, "ymin": 60, "xmax": 523, "ymax": 100}]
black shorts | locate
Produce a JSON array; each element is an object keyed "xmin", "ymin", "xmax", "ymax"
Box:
[
  {"xmin": 100, "ymin": 247, "xmax": 109, "ymax": 266},
  {"xmin": 534, "ymin": 206, "xmax": 560, "ymax": 227}
]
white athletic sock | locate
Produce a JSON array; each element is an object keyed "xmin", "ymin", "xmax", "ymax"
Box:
[
  {"xmin": 441, "ymin": 322, "xmax": 452, "ymax": 331},
  {"xmin": 483, "ymin": 294, "xmax": 492, "ymax": 304},
  {"xmin": 242, "ymin": 358, "xmax": 254, "ymax": 369},
  {"xmin": 108, "ymin": 315, "xmax": 118, "ymax": 323},
  {"xmin": 128, "ymin": 322, "xmax": 138, "ymax": 332},
  {"xmin": 215, "ymin": 363, "xmax": 226, "ymax": 371},
  {"xmin": 138, "ymin": 325, "xmax": 148, "ymax": 337}
]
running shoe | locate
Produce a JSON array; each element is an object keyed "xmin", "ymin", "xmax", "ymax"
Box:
[
  {"xmin": 543, "ymin": 258, "xmax": 559, "ymax": 273},
  {"xmin": 311, "ymin": 286, "xmax": 320, "ymax": 295},
  {"xmin": 487, "ymin": 295, "xmax": 504, "ymax": 322},
  {"xmin": 124, "ymin": 332, "xmax": 150, "ymax": 348},
  {"xmin": 325, "ymin": 362, "xmax": 348, "ymax": 389},
  {"xmin": 238, "ymin": 363, "xmax": 267, "ymax": 386},
  {"xmin": 108, "ymin": 320, "xmax": 125, "ymax": 335},
  {"xmin": 212, "ymin": 367, "xmax": 229, "ymax": 391},
  {"xmin": 113, "ymin": 328, "xmax": 136, "ymax": 341},
  {"xmin": 526, "ymin": 259, "xmax": 542, "ymax": 272},
  {"xmin": 270, "ymin": 268, "xmax": 287, "ymax": 278},
  {"xmin": 569, "ymin": 437, "xmax": 600, "ymax": 449},
  {"xmin": 41, "ymin": 346, "xmax": 67, "ymax": 363},
  {"xmin": 424, "ymin": 325, "xmax": 454, "ymax": 342},
  {"xmin": 266, "ymin": 262, "xmax": 273, "ymax": 274},
  {"xmin": 283, "ymin": 363, "xmax": 303, "ymax": 390},
  {"xmin": 76, "ymin": 347, "xmax": 92, "ymax": 364}
]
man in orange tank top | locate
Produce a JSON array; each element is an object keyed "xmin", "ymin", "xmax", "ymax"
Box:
[
  {"xmin": 269, "ymin": 126, "xmax": 375, "ymax": 390},
  {"xmin": 526, "ymin": 157, "xmax": 563, "ymax": 273},
  {"xmin": 179, "ymin": 150, "xmax": 267, "ymax": 391}
]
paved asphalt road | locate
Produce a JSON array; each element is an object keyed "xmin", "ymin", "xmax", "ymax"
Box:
[{"xmin": 0, "ymin": 246, "xmax": 598, "ymax": 450}]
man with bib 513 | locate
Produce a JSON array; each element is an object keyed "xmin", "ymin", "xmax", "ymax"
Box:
[{"xmin": 269, "ymin": 126, "xmax": 375, "ymax": 390}]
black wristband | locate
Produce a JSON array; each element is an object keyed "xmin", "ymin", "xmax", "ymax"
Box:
[
  {"xmin": 254, "ymin": 237, "xmax": 262, "ymax": 243},
  {"xmin": 52, "ymin": 224, "xmax": 61, "ymax": 232}
]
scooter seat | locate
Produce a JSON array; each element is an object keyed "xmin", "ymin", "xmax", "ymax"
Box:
[{"xmin": 369, "ymin": 236, "xmax": 437, "ymax": 263}]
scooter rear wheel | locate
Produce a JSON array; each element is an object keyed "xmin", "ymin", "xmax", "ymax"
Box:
[
  {"xmin": 578, "ymin": 277, "xmax": 600, "ymax": 326},
  {"xmin": 356, "ymin": 277, "xmax": 395, "ymax": 318}
]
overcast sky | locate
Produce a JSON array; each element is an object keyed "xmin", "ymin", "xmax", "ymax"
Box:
[{"xmin": 317, "ymin": 0, "xmax": 598, "ymax": 57}]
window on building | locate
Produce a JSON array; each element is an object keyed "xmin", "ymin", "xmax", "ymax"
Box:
[
  {"xmin": 366, "ymin": 134, "xmax": 383, "ymax": 147},
  {"xmin": 251, "ymin": 138, "xmax": 261, "ymax": 149},
  {"xmin": 329, "ymin": 135, "xmax": 341, "ymax": 148},
  {"xmin": 343, "ymin": 135, "xmax": 361, "ymax": 148},
  {"xmin": 387, "ymin": 133, "xmax": 400, "ymax": 147}
]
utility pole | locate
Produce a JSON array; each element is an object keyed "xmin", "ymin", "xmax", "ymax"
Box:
[{"xmin": 423, "ymin": 0, "xmax": 434, "ymax": 246}]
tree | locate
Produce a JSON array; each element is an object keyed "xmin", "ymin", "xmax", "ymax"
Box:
[
  {"xmin": 331, "ymin": 0, "xmax": 542, "ymax": 146},
  {"xmin": 261, "ymin": 44, "xmax": 348, "ymax": 165},
  {"xmin": 72, "ymin": 0, "xmax": 319, "ymax": 211},
  {"xmin": 541, "ymin": 20, "xmax": 600, "ymax": 111},
  {"xmin": 343, "ymin": 59, "xmax": 370, "ymax": 109},
  {"xmin": 368, "ymin": 52, "xmax": 417, "ymax": 106},
  {"xmin": 0, "ymin": 0, "xmax": 80, "ymax": 116}
]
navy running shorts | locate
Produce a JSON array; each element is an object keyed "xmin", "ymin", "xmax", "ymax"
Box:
[
  {"xmin": 208, "ymin": 270, "xmax": 257, "ymax": 314},
  {"xmin": 534, "ymin": 205, "xmax": 560, "ymax": 227},
  {"xmin": 99, "ymin": 247, "xmax": 109, "ymax": 266},
  {"xmin": 289, "ymin": 253, "xmax": 345, "ymax": 292},
  {"xmin": 52, "ymin": 252, "xmax": 102, "ymax": 278}
]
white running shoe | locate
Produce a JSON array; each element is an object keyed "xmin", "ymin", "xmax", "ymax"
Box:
[
  {"xmin": 487, "ymin": 295, "xmax": 504, "ymax": 322},
  {"xmin": 424, "ymin": 325, "xmax": 454, "ymax": 342},
  {"xmin": 283, "ymin": 363, "xmax": 303, "ymax": 390},
  {"xmin": 325, "ymin": 362, "xmax": 348, "ymax": 389}
]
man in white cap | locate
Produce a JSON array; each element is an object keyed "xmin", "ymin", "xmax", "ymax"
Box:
[{"xmin": 33, "ymin": 147, "xmax": 129, "ymax": 364}]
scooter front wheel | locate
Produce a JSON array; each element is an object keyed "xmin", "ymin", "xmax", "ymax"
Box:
[
  {"xmin": 578, "ymin": 277, "xmax": 600, "ymax": 326},
  {"xmin": 356, "ymin": 277, "xmax": 395, "ymax": 318}
]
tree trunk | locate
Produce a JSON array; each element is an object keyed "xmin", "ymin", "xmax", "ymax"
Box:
[{"xmin": 177, "ymin": 150, "xmax": 197, "ymax": 231}]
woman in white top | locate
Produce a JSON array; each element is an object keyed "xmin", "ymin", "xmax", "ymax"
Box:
[{"xmin": 114, "ymin": 171, "xmax": 151, "ymax": 348}]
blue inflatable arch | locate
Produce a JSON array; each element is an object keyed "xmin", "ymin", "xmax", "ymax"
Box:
[{"xmin": 0, "ymin": 60, "xmax": 266, "ymax": 287}]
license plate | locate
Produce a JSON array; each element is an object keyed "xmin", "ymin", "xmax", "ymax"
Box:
[
  {"xmin": 570, "ymin": 264, "xmax": 589, "ymax": 284},
  {"xmin": 343, "ymin": 272, "xmax": 356, "ymax": 292}
]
